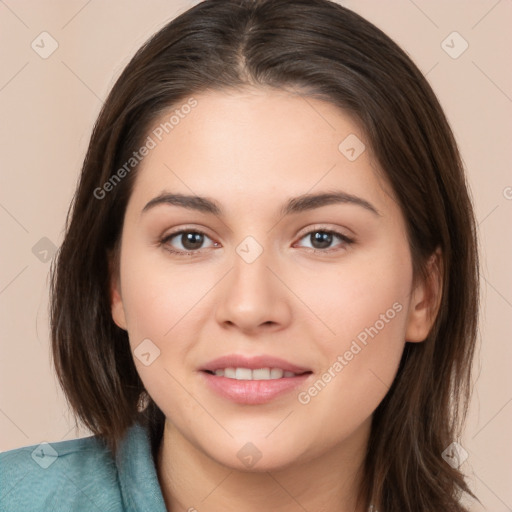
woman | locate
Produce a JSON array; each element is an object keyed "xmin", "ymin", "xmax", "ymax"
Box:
[{"xmin": 0, "ymin": 0, "xmax": 480, "ymax": 510}]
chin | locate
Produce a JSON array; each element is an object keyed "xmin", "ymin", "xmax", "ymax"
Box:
[{"xmin": 203, "ymin": 435, "xmax": 312, "ymax": 473}]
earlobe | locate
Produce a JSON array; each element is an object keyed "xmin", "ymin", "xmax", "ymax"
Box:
[
  {"xmin": 111, "ymin": 280, "xmax": 127, "ymax": 331},
  {"xmin": 108, "ymin": 250, "xmax": 127, "ymax": 331},
  {"xmin": 405, "ymin": 248, "xmax": 443, "ymax": 343}
]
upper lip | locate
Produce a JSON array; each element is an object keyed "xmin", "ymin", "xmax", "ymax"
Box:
[{"xmin": 200, "ymin": 354, "xmax": 312, "ymax": 374}]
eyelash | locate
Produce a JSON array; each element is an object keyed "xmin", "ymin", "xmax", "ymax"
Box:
[{"xmin": 160, "ymin": 227, "xmax": 355, "ymax": 257}]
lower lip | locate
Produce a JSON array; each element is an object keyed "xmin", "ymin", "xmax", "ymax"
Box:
[{"xmin": 199, "ymin": 371, "xmax": 312, "ymax": 405}]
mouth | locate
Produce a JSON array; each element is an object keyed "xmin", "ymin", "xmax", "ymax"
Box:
[
  {"xmin": 202, "ymin": 367, "xmax": 312, "ymax": 380},
  {"xmin": 199, "ymin": 355, "xmax": 313, "ymax": 404},
  {"xmin": 199, "ymin": 367, "xmax": 313, "ymax": 406}
]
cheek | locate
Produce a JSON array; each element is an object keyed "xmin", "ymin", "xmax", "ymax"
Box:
[
  {"xmin": 120, "ymin": 242, "xmax": 215, "ymax": 340},
  {"xmin": 293, "ymin": 249, "xmax": 411, "ymax": 434},
  {"xmin": 295, "ymin": 244, "xmax": 411, "ymax": 346},
  {"xmin": 118, "ymin": 247, "xmax": 218, "ymax": 394},
  {"xmin": 118, "ymin": 258, "xmax": 204, "ymax": 422}
]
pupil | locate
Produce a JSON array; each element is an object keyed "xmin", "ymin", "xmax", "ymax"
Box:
[
  {"xmin": 182, "ymin": 232, "xmax": 203, "ymax": 250},
  {"xmin": 311, "ymin": 231, "xmax": 332, "ymax": 249}
]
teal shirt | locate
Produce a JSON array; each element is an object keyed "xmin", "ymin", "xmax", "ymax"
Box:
[{"xmin": 0, "ymin": 422, "xmax": 168, "ymax": 511}]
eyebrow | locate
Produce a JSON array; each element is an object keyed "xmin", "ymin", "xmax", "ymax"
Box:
[{"xmin": 141, "ymin": 190, "xmax": 381, "ymax": 217}]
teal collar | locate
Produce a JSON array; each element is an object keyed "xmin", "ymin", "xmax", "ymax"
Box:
[{"xmin": 115, "ymin": 422, "xmax": 167, "ymax": 512}]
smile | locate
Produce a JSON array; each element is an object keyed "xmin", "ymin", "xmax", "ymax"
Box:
[
  {"xmin": 205, "ymin": 367, "xmax": 304, "ymax": 380},
  {"xmin": 200, "ymin": 369, "xmax": 312, "ymax": 405}
]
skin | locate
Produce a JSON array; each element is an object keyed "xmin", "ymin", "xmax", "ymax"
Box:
[{"xmin": 110, "ymin": 87, "xmax": 441, "ymax": 512}]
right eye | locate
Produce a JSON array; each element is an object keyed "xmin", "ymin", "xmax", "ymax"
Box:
[{"xmin": 160, "ymin": 229, "xmax": 219, "ymax": 256}]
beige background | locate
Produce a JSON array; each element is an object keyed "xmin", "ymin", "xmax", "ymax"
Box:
[{"xmin": 0, "ymin": 1, "xmax": 511, "ymax": 510}]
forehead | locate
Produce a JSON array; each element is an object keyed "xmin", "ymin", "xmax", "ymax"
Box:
[{"xmin": 127, "ymin": 87, "xmax": 395, "ymax": 217}]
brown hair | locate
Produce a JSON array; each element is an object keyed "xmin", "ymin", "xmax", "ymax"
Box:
[{"xmin": 50, "ymin": 0, "xmax": 480, "ymax": 510}]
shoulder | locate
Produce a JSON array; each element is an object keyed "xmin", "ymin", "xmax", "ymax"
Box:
[{"xmin": 0, "ymin": 434, "xmax": 123, "ymax": 512}]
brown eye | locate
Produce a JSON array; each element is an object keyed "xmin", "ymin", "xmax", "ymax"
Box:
[
  {"xmin": 161, "ymin": 230, "xmax": 217, "ymax": 255},
  {"xmin": 296, "ymin": 229, "xmax": 354, "ymax": 252},
  {"xmin": 309, "ymin": 231, "xmax": 333, "ymax": 249},
  {"xmin": 178, "ymin": 232, "xmax": 205, "ymax": 250}
]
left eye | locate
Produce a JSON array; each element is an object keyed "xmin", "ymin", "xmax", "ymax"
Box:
[{"xmin": 295, "ymin": 230, "xmax": 352, "ymax": 251}]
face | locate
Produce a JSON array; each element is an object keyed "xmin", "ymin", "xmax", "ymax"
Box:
[{"xmin": 110, "ymin": 87, "xmax": 435, "ymax": 471}]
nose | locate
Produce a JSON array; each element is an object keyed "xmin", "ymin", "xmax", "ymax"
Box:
[{"xmin": 214, "ymin": 245, "xmax": 292, "ymax": 335}]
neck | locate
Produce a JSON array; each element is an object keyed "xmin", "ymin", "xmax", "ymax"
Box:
[{"xmin": 156, "ymin": 418, "xmax": 372, "ymax": 512}]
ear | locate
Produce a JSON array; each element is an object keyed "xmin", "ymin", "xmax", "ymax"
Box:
[
  {"xmin": 405, "ymin": 248, "xmax": 443, "ymax": 342},
  {"xmin": 108, "ymin": 248, "xmax": 127, "ymax": 331}
]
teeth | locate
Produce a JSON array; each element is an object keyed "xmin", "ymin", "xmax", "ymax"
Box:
[
  {"xmin": 223, "ymin": 368, "xmax": 236, "ymax": 378},
  {"xmin": 213, "ymin": 367, "xmax": 298, "ymax": 380},
  {"xmin": 235, "ymin": 368, "xmax": 252, "ymax": 380},
  {"xmin": 253, "ymin": 368, "xmax": 271, "ymax": 380},
  {"xmin": 270, "ymin": 368, "xmax": 283, "ymax": 379}
]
